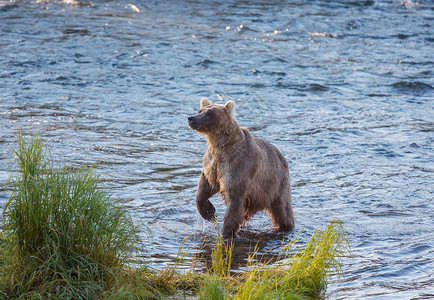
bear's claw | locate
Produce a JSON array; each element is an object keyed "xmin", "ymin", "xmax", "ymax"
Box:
[{"xmin": 201, "ymin": 209, "xmax": 216, "ymax": 223}]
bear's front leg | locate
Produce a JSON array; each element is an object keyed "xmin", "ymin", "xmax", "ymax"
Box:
[
  {"xmin": 196, "ymin": 173, "xmax": 217, "ymax": 222},
  {"xmin": 221, "ymin": 192, "xmax": 245, "ymax": 239}
]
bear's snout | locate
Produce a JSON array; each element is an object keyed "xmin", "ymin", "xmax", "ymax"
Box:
[
  {"xmin": 188, "ymin": 116, "xmax": 196, "ymax": 128},
  {"xmin": 188, "ymin": 115, "xmax": 202, "ymax": 131},
  {"xmin": 188, "ymin": 110, "xmax": 215, "ymax": 132}
]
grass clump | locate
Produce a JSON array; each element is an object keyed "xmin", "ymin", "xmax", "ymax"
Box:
[
  {"xmin": 196, "ymin": 220, "xmax": 350, "ymax": 300},
  {"xmin": 198, "ymin": 276, "xmax": 229, "ymax": 300},
  {"xmin": 1, "ymin": 133, "xmax": 143, "ymax": 299},
  {"xmin": 234, "ymin": 220, "xmax": 349, "ymax": 299}
]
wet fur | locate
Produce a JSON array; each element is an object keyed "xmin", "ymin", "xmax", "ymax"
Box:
[{"xmin": 189, "ymin": 98, "xmax": 294, "ymax": 238}]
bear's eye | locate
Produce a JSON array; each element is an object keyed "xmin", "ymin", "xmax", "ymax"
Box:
[{"xmin": 198, "ymin": 108, "xmax": 208, "ymax": 114}]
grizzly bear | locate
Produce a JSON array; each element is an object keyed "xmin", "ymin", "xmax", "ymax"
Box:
[{"xmin": 188, "ymin": 98, "xmax": 294, "ymax": 238}]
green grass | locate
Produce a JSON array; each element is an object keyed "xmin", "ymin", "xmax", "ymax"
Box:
[
  {"xmin": 0, "ymin": 133, "xmax": 351, "ymax": 299},
  {"xmin": 1, "ymin": 133, "xmax": 144, "ymax": 299},
  {"xmin": 198, "ymin": 276, "xmax": 229, "ymax": 300},
  {"xmin": 234, "ymin": 220, "xmax": 349, "ymax": 299},
  {"xmin": 195, "ymin": 220, "xmax": 349, "ymax": 300}
]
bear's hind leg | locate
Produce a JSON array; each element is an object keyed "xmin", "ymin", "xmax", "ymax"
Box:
[{"xmin": 269, "ymin": 197, "xmax": 294, "ymax": 232}]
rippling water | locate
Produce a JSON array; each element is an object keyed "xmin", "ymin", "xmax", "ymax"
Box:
[{"xmin": 1, "ymin": 0, "xmax": 433, "ymax": 298}]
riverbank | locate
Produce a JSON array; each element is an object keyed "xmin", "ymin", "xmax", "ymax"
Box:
[{"xmin": 0, "ymin": 134, "xmax": 350, "ymax": 299}]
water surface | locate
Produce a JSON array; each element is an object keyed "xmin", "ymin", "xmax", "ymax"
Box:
[{"xmin": 1, "ymin": 0, "xmax": 433, "ymax": 298}]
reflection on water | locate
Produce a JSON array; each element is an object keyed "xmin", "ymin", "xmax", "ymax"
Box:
[{"xmin": 1, "ymin": 0, "xmax": 433, "ymax": 298}]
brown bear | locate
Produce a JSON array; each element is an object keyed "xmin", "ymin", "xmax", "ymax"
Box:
[{"xmin": 188, "ymin": 98, "xmax": 294, "ymax": 238}]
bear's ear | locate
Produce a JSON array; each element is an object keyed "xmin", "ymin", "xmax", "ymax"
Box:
[
  {"xmin": 200, "ymin": 97, "xmax": 212, "ymax": 108},
  {"xmin": 224, "ymin": 100, "xmax": 236, "ymax": 119}
]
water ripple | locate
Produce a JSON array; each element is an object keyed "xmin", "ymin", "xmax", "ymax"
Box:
[{"xmin": 0, "ymin": 1, "xmax": 433, "ymax": 299}]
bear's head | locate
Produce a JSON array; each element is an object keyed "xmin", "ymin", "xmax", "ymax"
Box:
[{"xmin": 188, "ymin": 98, "xmax": 236, "ymax": 134}]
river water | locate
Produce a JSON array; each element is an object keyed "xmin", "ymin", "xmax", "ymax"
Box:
[{"xmin": 1, "ymin": 0, "xmax": 433, "ymax": 298}]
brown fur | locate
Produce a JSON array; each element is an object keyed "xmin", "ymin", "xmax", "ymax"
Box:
[{"xmin": 188, "ymin": 98, "xmax": 294, "ymax": 238}]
